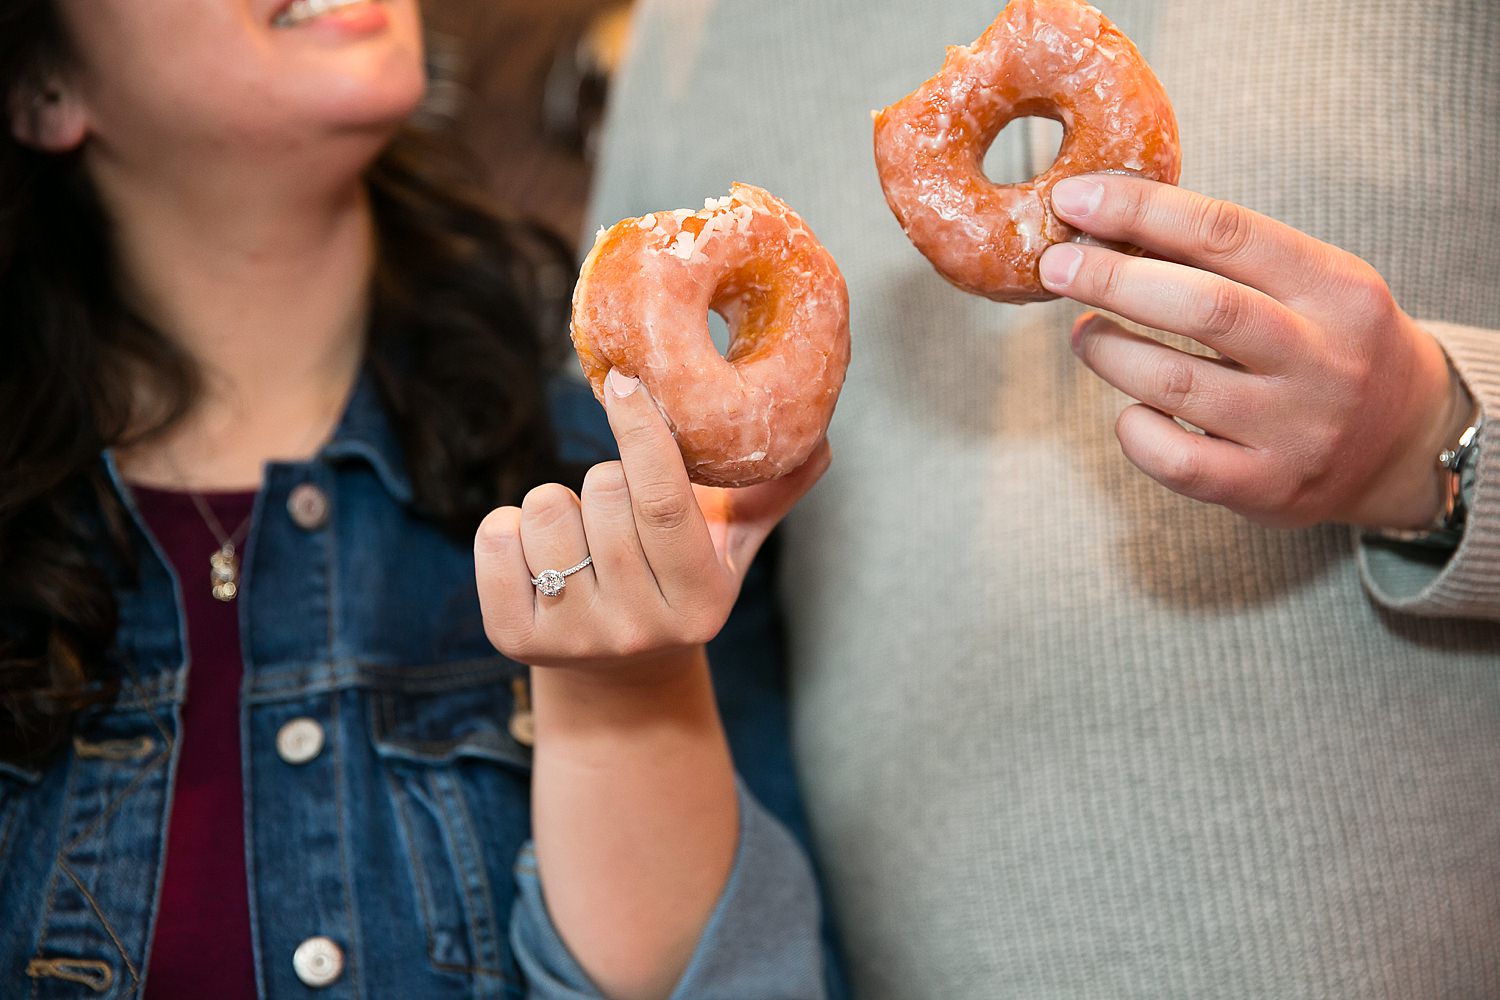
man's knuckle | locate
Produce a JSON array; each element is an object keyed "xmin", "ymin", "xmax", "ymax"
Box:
[
  {"xmin": 1118, "ymin": 181, "xmax": 1153, "ymax": 231},
  {"xmin": 1095, "ymin": 256, "xmax": 1127, "ymax": 301},
  {"xmin": 1344, "ymin": 263, "xmax": 1395, "ymax": 322},
  {"xmin": 1157, "ymin": 440, "xmax": 1206, "ymax": 495},
  {"xmin": 1197, "ymin": 199, "xmax": 1253, "ymax": 259},
  {"xmin": 1154, "ymin": 356, "xmax": 1198, "ymax": 413},
  {"xmin": 1200, "ymin": 282, "xmax": 1244, "ymax": 335},
  {"xmin": 1330, "ymin": 346, "xmax": 1376, "ymax": 398},
  {"xmin": 1299, "ymin": 419, "xmax": 1347, "ymax": 475},
  {"xmin": 1230, "ymin": 455, "xmax": 1303, "ymax": 516},
  {"xmin": 1270, "ymin": 468, "xmax": 1313, "ymax": 515}
]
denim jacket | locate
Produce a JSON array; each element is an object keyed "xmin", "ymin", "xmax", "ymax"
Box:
[{"xmin": 0, "ymin": 372, "xmax": 843, "ymax": 999}]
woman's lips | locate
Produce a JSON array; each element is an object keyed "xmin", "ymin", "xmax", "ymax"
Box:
[{"xmin": 272, "ymin": 0, "xmax": 387, "ymax": 32}]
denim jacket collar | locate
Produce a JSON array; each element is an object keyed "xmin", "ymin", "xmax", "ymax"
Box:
[
  {"xmin": 100, "ymin": 367, "xmax": 415, "ymax": 510},
  {"xmin": 317, "ymin": 368, "xmax": 414, "ymax": 506}
]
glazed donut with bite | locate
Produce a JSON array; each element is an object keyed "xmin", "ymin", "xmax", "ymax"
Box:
[{"xmin": 571, "ymin": 183, "xmax": 851, "ymax": 488}]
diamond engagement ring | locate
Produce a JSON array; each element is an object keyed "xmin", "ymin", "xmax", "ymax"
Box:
[{"xmin": 530, "ymin": 556, "xmax": 593, "ymax": 597}]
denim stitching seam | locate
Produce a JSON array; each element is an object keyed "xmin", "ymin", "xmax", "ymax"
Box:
[
  {"xmin": 59, "ymin": 862, "xmax": 141, "ymax": 988},
  {"xmin": 61, "ymin": 750, "xmax": 169, "ymax": 855},
  {"xmin": 435, "ymin": 769, "xmax": 506, "ymax": 981},
  {"xmin": 383, "ymin": 766, "xmax": 443, "ymax": 962},
  {"xmin": 330, "ymin": 693, "xmax": 365, "ymax": 1000}
]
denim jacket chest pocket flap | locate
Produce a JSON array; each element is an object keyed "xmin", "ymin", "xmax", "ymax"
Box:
[{"xmin": 368, "ymin": 662, "xmax": 533, "ymax": 770}]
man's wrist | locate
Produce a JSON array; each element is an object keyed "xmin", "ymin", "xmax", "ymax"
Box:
[{"xmin": 1364, "ymin": 370, "xmax": 1482, "ymax": 547}]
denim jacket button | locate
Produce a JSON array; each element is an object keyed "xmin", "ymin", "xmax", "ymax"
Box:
[
  {"xmin": 287, "ymin": 483, "xmax": 330, "ymax": 531},
  {"xmin": 292, "ymin": 936, "xmax": 344, "ymax": 987},
  {"xmin": 275, "ymin": 718, "xmax": 325, "ymax": 765}
]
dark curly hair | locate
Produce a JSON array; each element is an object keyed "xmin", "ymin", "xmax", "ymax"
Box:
[{"xmin": 0, "ymin": 1, "xmax": 575, "ymax": 768}]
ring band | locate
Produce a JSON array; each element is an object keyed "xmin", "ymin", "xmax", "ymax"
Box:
[{"xmin": 531, "ymin": 555, "xmax": 593, "ymax": 597}]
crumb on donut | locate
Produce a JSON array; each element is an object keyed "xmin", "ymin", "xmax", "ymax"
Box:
[
  {"xmin": 668, "ymin": 230, "xmax": 697, "ymax": 261},
  {"xmin": 647, "ymin": 192, "xmax": 773, "ymax": 264}
]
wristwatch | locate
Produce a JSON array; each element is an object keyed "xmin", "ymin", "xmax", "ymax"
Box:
[{"xmin": 1366, "ymin": 402, "xmax": 1484, "ymax": 550}]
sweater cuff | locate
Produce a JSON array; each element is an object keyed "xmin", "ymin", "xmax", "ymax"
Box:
[
  {"xmin": 509, "ymin": 780, "xmax": 827, "ymax": 1000},
  {"xmin": 1358, "ymin": 319, "xmax": 1500, "ymax": 621}
]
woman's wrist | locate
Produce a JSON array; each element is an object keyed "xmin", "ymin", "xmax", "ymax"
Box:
[
  {"xmin": 528, "ymin": 645, "xmax": 739, "ymax": 1000},
  {"xmin": 529, "ymin": 646, "xmax": 722, "ymax": 751}
]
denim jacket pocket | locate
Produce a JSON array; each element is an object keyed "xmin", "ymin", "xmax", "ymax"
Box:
[{"xmin": 367, "ymin": 663, "xmax": 533, "ymax": 998}]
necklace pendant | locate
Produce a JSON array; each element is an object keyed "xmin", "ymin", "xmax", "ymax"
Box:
[{"xmin": 209, "ymin": 544, "xmax": 240, "ymax": 602}]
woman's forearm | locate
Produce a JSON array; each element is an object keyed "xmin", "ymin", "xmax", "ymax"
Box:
[
  {"xmin": 473, "ymin": 372, "xmax": 831, "ymax": 997},
  {"xmin": 529, "ymin": 648, "xmax": 739, "ymax": 1000}
]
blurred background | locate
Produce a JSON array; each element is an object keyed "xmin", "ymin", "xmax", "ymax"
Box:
[{"xmin": 422, "ymin": 0, "xmax": 635, "ymax": 251}]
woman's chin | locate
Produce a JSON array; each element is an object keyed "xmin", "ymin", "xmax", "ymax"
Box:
[
  {"xmin": 286, "ymin": 38, "xmax": 426, "ymax": 129},
  {"xmin": 317, "ymin": 78, "xmax": 426, "ymax": 133}
]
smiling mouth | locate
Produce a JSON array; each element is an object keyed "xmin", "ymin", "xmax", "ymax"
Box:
[{"xmin": 273, "ymin": 0, "xmax": 381, "ymax": 28}]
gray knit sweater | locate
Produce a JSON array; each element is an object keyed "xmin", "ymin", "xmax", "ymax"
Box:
[{"xmin": 588, "ymin": 1, "xmax": 1500, "ymax": 996}]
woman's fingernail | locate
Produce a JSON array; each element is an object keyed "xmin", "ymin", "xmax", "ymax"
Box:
[
  {"xmin": 1051, "ymin": 177, "xmax": 1105, "ymax": 217},
  {"xmin": 1039, "ymin": 243, "xmax": 1085, "ymax": 288},
  {"xmin": 606, "ymin": 368, "xmax": 640, "ymax": 398}
]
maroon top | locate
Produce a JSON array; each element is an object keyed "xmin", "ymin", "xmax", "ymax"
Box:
[{"xmin": 133, "ymin": 485, "xmax": 259, "ymax": 1000}]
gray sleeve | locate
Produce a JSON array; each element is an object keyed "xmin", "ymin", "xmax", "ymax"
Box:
[
  {"xmin": 1358, "ymin": 319, "xmax": 1500, "ymax": 620},
  {"xmin": 510, "ymin": 780, "xmax": 827, "ymax": 1000}
]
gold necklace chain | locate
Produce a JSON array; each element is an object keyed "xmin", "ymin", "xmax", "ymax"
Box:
[{"xmin": 158, "ymin": 391, "xmax": 348, "ymax": 603}]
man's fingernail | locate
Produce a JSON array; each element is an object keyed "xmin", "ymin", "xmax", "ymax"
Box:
[
  {"xmin": 606, "ymin": 368, "xmax": 640, "ymax": 398},
  {"xmin": 1051, "ymin": 177, "xmax": 1105, "ymax": 218},
  {"xmin": 1070, "ymin": 312, "xmax": 1097, "ymax": 352},
  {"xmin": 1074, "ymin": 313, "xmax": 1098, "ymax": 352},
  {"xmin": 1039, "ymin": 243, "xmax": 1085, "ymax": 288}
]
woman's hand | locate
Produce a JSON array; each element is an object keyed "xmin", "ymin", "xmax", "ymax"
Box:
[
  {"xmin": 473, "ymin": 370, "xmax": 829, "ymax": 1000},
  {"xmin": 1037, "ymin": 174, "xmax": 1474, "ymax": 531},
  {"xmin": 474, "ymin": 367, "xmax": 830, "ymax": 674}
]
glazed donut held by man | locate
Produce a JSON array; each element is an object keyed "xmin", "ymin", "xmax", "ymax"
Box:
[{"xmin": 874, "ymin": 0, "xmax": 1181, "ymax": 303}]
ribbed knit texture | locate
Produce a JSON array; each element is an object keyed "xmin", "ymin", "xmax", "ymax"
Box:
[{"xmin": 588, "ymin": 1, "xmax": 1500, "ymax": 996}]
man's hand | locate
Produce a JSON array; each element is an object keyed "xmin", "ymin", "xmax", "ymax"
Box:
[{"xmin": 1038, "ymin": 174, "xmax": 1473, "ymax": 531}]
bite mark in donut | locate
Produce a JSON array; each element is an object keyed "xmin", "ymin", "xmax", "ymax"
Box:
[
  {"xmin": 874, "ymin": 0, "xmax": 1181, "ymax": 303},
  {"xmin": 571, "ymin": 183, "xmax": 851, "ymax": 488}
]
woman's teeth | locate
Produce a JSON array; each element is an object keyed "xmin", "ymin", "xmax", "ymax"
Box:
[{"xmin": 274, "ymin": 0, "xmax": 373, "ymax": 28}]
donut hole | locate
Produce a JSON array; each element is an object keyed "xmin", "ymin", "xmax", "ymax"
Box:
[
  {"xmin": 709, "ymin": 265, "xmax": 782, "ymax": 364},
  {"xmin": 982, "ymin": 115, "xmax": 1064, "ymax": 184},
  {"xmin": 707, "ymin": 308, "xmax": 733, "ymax": 357}
]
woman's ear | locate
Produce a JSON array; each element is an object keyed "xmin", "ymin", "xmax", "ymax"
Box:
[{"xmin": 9, "ymin": 80, "xmax": 87, "ymax": 153}]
